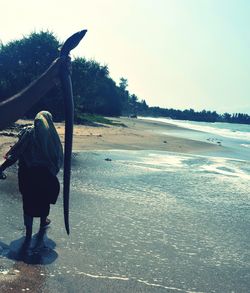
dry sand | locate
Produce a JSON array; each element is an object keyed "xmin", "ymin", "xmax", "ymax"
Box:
[{"xmin": 0, "ymin": 117, "xmax": 220, "ymax": 157}]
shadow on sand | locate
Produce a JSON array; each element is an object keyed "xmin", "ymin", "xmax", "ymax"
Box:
[{"xmin": 0, "ymin": 229, "xmax": 58, "ymax": 265}]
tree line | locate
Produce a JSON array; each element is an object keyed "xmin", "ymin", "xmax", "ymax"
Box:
[
  {"xmin": 141, "ymin": 107, "xmax": 250, "ymax": 124},
  {"xmin": 0, "ymin": 31, "xmax": 138, "ymax": 122},
  {"xmin": 0, "ymin": 31, "xmax": 249, "ymax": 125}
]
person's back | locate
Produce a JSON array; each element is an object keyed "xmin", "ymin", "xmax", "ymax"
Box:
[
  {"xmin": 0, "ymin": 111, "xmax": 63, "ymax": 242},
  {"xmin": 11, "ymin": 112, "xmax": 63, "ymax": 176}
]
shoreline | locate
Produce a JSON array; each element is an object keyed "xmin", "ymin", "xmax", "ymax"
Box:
[{"xmin": 0, "ymin": 117, "xmax": 221, "ymax": 158}]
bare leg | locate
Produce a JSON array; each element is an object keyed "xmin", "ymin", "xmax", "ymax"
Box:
[
  {"xmin": 23, "ymin": 214, "xmax": 33, "ymax": 240},
  {"xmin": 40, "ymin": 216, "xmax": 47, "ymax": 229},
  {"xmin": 40, "ymin": 216, "xmax": 51, "ymax": 229},
  {"xmin": 37, "ymin": 216, "xmax": 50, "ymax": 244}
]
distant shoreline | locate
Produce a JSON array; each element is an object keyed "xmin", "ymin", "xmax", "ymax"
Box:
[{"xmin": 0, "ymin": 117, "xmax": 221, "ymax": 159}]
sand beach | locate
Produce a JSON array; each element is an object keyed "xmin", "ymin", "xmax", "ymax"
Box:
[
  {"xmin": 0, "ymin": 117, "xmax": 249, "ymax": 293},
  {"xmin": 0, "ymin": 117, "xmax": 221, "ymax": 156}
]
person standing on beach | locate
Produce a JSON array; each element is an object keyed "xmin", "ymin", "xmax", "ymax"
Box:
[{"xmin": 0, "ymin": 111, "xmax": 63, "ymax": 241}]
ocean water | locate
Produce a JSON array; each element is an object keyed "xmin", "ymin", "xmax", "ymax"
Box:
[
  {"xmin": 139, "ymin": 117, "xmax": 250, "ymax": 141},
  {"xmin": 140, "ymin": 117, "xmax": 250, "ymax": 161}
]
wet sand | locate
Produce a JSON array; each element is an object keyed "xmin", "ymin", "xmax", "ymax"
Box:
[
  {"xmin": 0, "ymin": 117, "xmax": 226, "ymax": 293},
  {"xmin": 1, "ymin": 149, "xmax": 249, "ymax": 293}
]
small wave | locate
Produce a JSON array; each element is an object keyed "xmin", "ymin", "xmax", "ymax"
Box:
[
  {"xmin": 241, "ymin": 144, "xmax": 250, "ymax": 148},
  {"xmin": 137, "ymin": 279, "xmax": 205, "ymax": 293},
  {"xmin": 140, "ymin": 117, "xmax": 250, "ymax": 141},
  {"xmin": 76, "ymin": 271, "xmax": 129, "ymax": 281},
  {"xmin": 73, "ymin": 271, "xmax": 205, "ymax": 293},
  {"xmin": 200, "ymin": 158, "xmax": 250, "ymax": 180}
]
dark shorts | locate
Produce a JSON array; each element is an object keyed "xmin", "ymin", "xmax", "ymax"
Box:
[{"xmin": 18, "ymin": 165, "xmax": 60, "ymax": 217}]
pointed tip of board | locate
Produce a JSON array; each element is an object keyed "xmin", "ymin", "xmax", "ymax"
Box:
[
  {"xmin": 60, "ymin": 29, "xmax": 87, "ymax": 57},
  {"xmin": 80, "ymin": 29, "xmax": 87, "ymax": 36}
]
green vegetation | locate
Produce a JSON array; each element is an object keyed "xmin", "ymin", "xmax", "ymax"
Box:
[
  {"xmin": 75, "ymin": 113, "xmax": 126, "ymax": 127},
  {"xmin": 75, "ymin": 113, "xmax": 111, "ymax": 125},
  {"xmin": 0, "ymin": 31, "xmax": 141, "ymax": 122},
  {"xmin": 0, "ymin": 31, "xmax": 249, "ymax": 125}
]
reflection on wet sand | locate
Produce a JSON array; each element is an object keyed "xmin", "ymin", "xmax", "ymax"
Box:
[
  {"xmin": 1, "ymin": 150, "xmax": 250, "ymax": 292},
  {"xmin": 0, "ymin": 230, "xmax": 57, "ymax": 292}
]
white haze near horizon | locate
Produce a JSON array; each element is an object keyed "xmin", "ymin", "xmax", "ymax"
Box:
[{"xmin": 1, "ymin": 0, "xmax": 250, "ymax": 115}]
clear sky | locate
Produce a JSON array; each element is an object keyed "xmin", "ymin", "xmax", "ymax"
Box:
[{"xmin": 1, "ymin": 0, "xmax": 250, "ymax": 114}]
